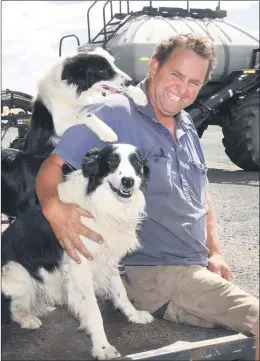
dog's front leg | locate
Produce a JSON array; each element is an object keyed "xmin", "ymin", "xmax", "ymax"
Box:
[
  {"xmin": 67, "ymin": 262, "xmax": 120, "ymax": 360},
  {"xmin": 109, "ymin": 270, "xmax": 154, "ymax": 324},
  {"xmin": 76, "ymin": 110, "xmax": 118, "ymax": 143}
]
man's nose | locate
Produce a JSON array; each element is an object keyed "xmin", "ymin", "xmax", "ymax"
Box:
[
  {"xmin": 175, "ymin": 80, "xmax": 188, "ymax": 96},
  {"xmin": 121, "ymin": 177, "xmax": 134, "ymax": 188}
]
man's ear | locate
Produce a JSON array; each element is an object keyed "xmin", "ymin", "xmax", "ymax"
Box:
[
  {"xmin": 149, "ymin": 58, "xmax": 159, "ymax": 79},
  {"xmin": 82, "ymin": 148, "xmax": 101, "ymax": 178}
]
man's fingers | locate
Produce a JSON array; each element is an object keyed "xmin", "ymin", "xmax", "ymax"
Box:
[
  {"xmin": 75, "ymin": 206, "xmax": 93, "ymax": 218},
  {"xmin": 63, "ymin": 237, "xmax": 82, "ymax": 264},
  {"xmin": 77, "ymin": 225, "xmax": 103, "ymax": 243},
  {"xmin": 69, "ymin": 233, "xmax": 94, "ymax": 261},
  {"xmin": 223, "ymin": 267, "xmax": 232, "ymax": 281}
]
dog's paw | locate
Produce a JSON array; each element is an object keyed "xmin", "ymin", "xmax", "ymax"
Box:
[
  {"xmin": 128, "ymin": 310, "xmax": 154, "ymax": 324},
  {"xmin": 126, "ymin": 86, "xmax": 148, "ymax": 106},
  {"xmin": 97, "ymin": 128, "xmax": 118, "ymax": 143},
  {"xmin": 92, "ymin": 343, "xmax": 121, "ymax": 360},
  {"xmin": 20, "ymin": 315, "xmax": 42, "ymax": 329}
]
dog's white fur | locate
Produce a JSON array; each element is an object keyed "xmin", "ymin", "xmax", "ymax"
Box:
[
  {"xmin": 37, "ymin": 47, "xmax": 147, "ymax": 144},
  {"xmin": 2, "ymin": 144, "xmax": 153, "ymax": 360}
]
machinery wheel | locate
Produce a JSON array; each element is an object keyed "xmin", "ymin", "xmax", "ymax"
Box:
[
  {"xmin": 8, "ymin": 135, "xmax": 27, "ymax": 150},
  {"xmin": 222, "ymin": 92, "xmax": 259, "ymax": 171},
  {"xmin": 1, "ymin": 89, "xmax": 32, "ymax": 149}
]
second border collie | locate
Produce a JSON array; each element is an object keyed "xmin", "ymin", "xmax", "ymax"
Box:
[
  {"xmin": 24, "ymin": 47, "xmax": 147, "ymax": 155},
  {"xmin": 1, "ymin": 144, "xmax": 153, "ymax": 360}
]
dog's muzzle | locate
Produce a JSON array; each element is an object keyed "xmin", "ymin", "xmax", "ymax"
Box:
[
  {"xmin": 109, "ymin": 178, "xmax": 134, "ymax": 199},
  {"xmin": 123, "ymin": 80, "xmax": 133, "ymax": 88}
]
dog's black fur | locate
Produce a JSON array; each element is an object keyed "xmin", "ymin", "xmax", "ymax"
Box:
[
  {"xmin": 1, "ymin": 148, "xmax": 75, "ymax": 218},
  {"xmin": 22, "ymin": 99, "xmax": 55, "ymax": 156}
]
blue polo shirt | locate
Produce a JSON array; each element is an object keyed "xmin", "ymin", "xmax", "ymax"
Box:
[{"xmin": 53, "ymin": 78, "xmax": 209, "ymax": 266}]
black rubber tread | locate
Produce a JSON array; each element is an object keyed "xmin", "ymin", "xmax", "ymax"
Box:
[
  {"xmin": 222, "ymin": 92, "xmax": 259, "ymax": 171},
  {"xmin": 8, "ymin": 136, "xmax": 27, "ymax": 150}
]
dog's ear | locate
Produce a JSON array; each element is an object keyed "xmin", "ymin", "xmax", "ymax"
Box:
[
  {"xmin": 82, "ymin": 148, "xmax": 101, "ymax": 178},
  {"xmin": 143, "ymin": 162, "xmax": 150, "ymax": 182},
  {"xmin": 136, "ymin": 150, "xmax": 150, "ymax": 182}
]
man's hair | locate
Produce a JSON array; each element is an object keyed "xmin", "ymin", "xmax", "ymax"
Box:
[{"xmin": 151, "ymin": 33, "xmax": 217, "ymax": 83}]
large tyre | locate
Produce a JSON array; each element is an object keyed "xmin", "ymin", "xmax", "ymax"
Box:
[
  {"xmin": 222, "ymin": 92, "xmax": 259, "ymax": 171},
  {"xmin": 8, "ymin": 136, "xmax": 27, "ymax": 150}
]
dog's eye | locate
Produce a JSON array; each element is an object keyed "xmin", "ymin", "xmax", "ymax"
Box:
[
  {"xmin": 131, "ymin": 156, "xmax": 142, "ymax": 166},
  {"xmin": 108, "ymin": 160, "xmax": 117, "ymax": 167}
]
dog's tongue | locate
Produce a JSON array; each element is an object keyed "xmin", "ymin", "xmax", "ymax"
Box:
[
  {"xmin": 102, "ymin": 85, "xmax": 119, "ymax": 94},
  {"xmin": 109, "ymin": 87, "xmax": 117, "ymax": 94}
]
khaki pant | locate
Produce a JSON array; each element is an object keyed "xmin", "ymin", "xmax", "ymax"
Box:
[{"xmin": 121, "ymin": 265, "xmax": 259, "ymax": 333}]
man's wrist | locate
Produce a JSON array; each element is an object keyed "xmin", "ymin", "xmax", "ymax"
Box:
[
  {"xmin": 42, "ymin": 197, "xmax": 61, "ymax": 219},
  {"xmin": 208, "ymin": 249, "xmax": 223, "ymax": 257}
]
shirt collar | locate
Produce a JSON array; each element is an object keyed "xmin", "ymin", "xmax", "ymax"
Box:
[{"xmin": 136, "ymin": 78, "xmax": 192, "ymax": 133}]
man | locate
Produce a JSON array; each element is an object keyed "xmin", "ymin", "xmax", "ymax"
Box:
[{"xmin": 35, "ymin": 34, "xmax": 259, "ymax": 359}]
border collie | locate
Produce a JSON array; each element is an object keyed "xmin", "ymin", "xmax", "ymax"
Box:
[
  {"xmin": 1, "ymin": 144, "xmax": 153, "ymax": 360},
  {"xmin": 23, "ymin": 47, "xmax": 147, "ymax": 155},
  {"xmin": 1, "ymin": 148, "xmax": 75, "ymax": 218}
]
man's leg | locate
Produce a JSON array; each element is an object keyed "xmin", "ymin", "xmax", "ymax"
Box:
[{"xmin": 122, "ymin": 265, "xmax": 259, "ymax": 359}]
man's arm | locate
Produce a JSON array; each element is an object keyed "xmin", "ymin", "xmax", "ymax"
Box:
[
  {"xmin": 35, "ymin": 153, "xmax": 65, "ymax": 213},
  {"xmin": 206, "ymin": 190, "xmax": 232, "ymax": 280},
  {"xmin": 205, "ymin": 190, "xmax": 222, "ymax": 256}
]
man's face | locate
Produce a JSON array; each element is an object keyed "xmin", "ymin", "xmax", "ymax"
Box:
[{"xmin": 149, "ymin": 47, "xmax": 209, "ymax": 116}]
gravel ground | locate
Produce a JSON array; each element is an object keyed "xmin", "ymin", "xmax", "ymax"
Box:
[
  {"xmin": 201, "ymin": 126, "xmax": 259, "ymax": 298},
  {"xmin": 2, "ymin": 125, "xmax": 259, "ymax": 299}
]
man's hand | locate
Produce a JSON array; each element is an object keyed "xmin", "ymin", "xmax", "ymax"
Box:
[
  {"xmin": 207, "ymin": 253, "xmax": 232, "ymax": 281},
  {"xmin": 43, "ymin": 200, "xmax": 103, "ymax": 264}
]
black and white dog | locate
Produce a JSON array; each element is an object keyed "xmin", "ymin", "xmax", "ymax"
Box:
[
  {"xmin": 1, "ymin": 47, "xmax": 147, "ymax": 219},
  {"xmin": 1, "ymin": 144, "xmax": 153, "ymax": 360},
  {"xmin": 24, "ymin": 47, "xmax": 147, "ymax": 155}
]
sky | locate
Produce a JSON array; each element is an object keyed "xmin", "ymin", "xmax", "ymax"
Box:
[{"xmin": 2, "ymin": 0, "xmax": 260, "ymax": 96}]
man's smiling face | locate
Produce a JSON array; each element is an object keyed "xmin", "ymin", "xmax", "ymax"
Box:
[{"xmin": 149, "ymin": 47, "xmax": 209, "ymax": 117}]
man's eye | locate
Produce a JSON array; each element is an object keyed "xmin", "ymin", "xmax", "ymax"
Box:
[{"xmin": 191, "ymin": 81, "xmax": 202, "ymax": 87}]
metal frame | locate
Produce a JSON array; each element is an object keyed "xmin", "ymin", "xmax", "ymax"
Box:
[
  {"xmin": 187, "ymin": 67, "xmax": 259, "ymax": 129},
  {"xmin": 59, "ymin": 34, "xmax": 80, "ymax": 57},
  {"xmin": 114, "ymin": 333, "xmax": 256, "ymax": 361},
  {"xmin": 85, "ymin": 1, "xmax": 227, "ymax": 47}
]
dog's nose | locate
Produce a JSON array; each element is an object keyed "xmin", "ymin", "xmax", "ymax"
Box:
[
  {"xmin": 123, "ymin": 79, "xmax": 132, "ymax": 87},
  {"xmin": 121, "ymin": 177, "xmax": 134, "ymax": 188}
]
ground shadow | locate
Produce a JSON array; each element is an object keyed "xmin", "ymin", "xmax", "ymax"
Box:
[{"xmin": 207, "ymin": 168, "xmax": 259, "ymax": 187}]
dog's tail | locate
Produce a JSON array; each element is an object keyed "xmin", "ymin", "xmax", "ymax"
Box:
[{"xmin": 1, "ymin": 292, "xmax": 12, "ymax": 324}]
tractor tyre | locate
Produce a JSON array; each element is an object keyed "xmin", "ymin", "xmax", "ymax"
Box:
[{"xmin": 222, "ymin": 92, "xmax": 259, "ymax": 171}]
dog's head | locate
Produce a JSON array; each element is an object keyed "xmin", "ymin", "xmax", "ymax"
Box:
[
  {"xmin": 82, "ymin": 144, "xmax": 150, "ymax": 201},
  {"xmin": 61, "ymin": 47, "xmax": 133, "ymax": 97}
]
